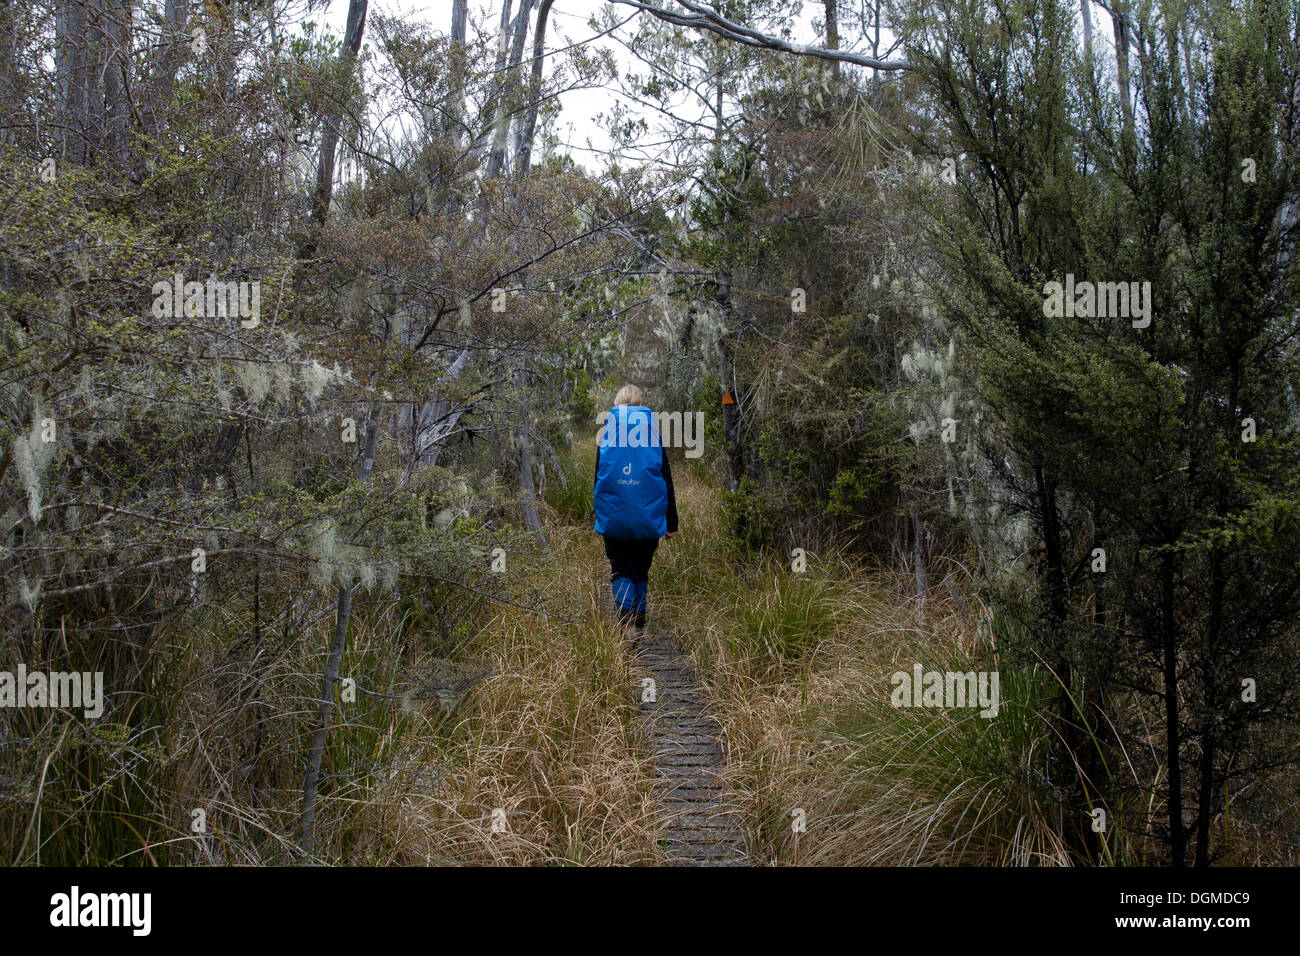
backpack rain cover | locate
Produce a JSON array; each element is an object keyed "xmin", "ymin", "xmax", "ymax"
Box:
[{"xmin": 593, "ymin": 405, "xmax": 668, "ymax": 539}]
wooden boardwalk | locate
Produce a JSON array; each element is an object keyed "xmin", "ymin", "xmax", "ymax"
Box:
[{"xmin": 634, "ymin": 629, "xmax": 749, "ymax": 866}]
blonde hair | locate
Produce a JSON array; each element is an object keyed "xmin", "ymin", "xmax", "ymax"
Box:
[{"xmin": 613, "ymin": 384, "xmax": 642, "ymax": 406}]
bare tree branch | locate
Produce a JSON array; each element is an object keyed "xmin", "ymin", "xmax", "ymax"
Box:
[{"xmin": 607, "ymin": 0, "xmax": 912, "ymax": 71}]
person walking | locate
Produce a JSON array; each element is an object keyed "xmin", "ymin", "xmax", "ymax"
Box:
[{"xmin": 593, "ymin": 384, "xmax": 678, "ymax": 634}]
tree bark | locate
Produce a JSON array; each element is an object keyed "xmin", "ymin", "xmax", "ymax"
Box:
[
  {"xmin": 514, "ymin": 0, "xmax": 555, "ymax": 178},
  {"xmin": 608, "ymin": 0, "xmax": 910, "ymax": 71},
  {"xmin": 299, "ymin": 390, "xmax": 384, "ymax": 857},
  {"xmin": 513, "ymin": 358, "xmax": 545, "ymax": 538},
  {"xmin": 911, "ymin": 508, "xmax": 929, "ymax": 607},
  {"xmin": 56, "ymin": 0, "xmax": 93, "ymax": 164},
  {"xmin": 300, "ymin": 0, "xmax": 369, "ymax": 258},
  {"xmin": 146, "ymin": 0, "xmax": 190, "ymax": 137},
  {"xmin": 101, "ymin": 0, "xmax": 129, "ymax": 170},
  {"xmin": 1112, "ymin": 4, "xmax": 1135, "ymax": 145},
  {"xmin": 824, "ymin": 0, "xmax": 839, "ymax": 77},
  {"xmin": 400, "ymin": 346, "xmax": 472, "ymax": 476},
  {"xmin": 485, "ymin": 0, "xmax": 536, "ymax": 181},
  {"xmin": 1161, "ymin": 548, "xmax": 1186, "ymax": 865}
]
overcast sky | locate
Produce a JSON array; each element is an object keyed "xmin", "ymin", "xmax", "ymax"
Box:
[{"xmin": 319, "ymin": 0, "xmax": 832, "ymax": 171}]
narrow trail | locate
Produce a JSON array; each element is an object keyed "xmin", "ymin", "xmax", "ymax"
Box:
[{"xmin": 634, "ymin": 628, "xmax": 750, "ymax": 866}]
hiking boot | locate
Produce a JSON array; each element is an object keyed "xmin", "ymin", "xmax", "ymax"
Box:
[{"xmin": 634, "ymin": 611, "xmax": 646, "ymax": 632}]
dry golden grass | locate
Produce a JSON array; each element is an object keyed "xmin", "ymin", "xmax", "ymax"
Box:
[
  {"xmin": 654, "ymin": 461, "xmax": 1074, "ymax": 866},
  {"xmin": 1, "ymin": 518, "xmax": 665, "ymax": 866},
  {"xmin": 13, "ymin": 439, "xmax": 1293, "ymax": 866},
  {"xmin": 338, "ymin": 523, "xmax": 666, "ymax": 865}
]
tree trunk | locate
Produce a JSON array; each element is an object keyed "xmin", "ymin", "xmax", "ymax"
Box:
[
  {"xmin": 400, "ymin": 346, "xmax": 472, "ymax": 477},
  {"xmin": 56, "ymin": 0, "xmax": 93, "ymax": 164},
  {"xmin": 911, "ymin": 508, "xmax": 929, "ymax": 607},
  {"xmin": 871, "ymin": 2, "xmax": 881, "ymax": 94},
  {"xmin": 433, "ymin": 0, "xmax": 470, "ymax": 216},
  {"xmin": 1112, "ymin": 4, "xmax": 1135, "ymax": 145},
  {"xmin": 447, "ymin": 0, "xmax": 469, "ymax": 139},
  {"xmin": 0, "ymin": 1, "xmax": 14, "ymax": 147},
  {"xmin": 514, "ymin": 0, "xmax": 555, "ymax": 178},
  {"xmin": 718, "ymin": 336, "xmax": 742, "ymax": 492},
  {"xmin": 714, "ymin": 230, "xmax": 744, "ymax": 490},
  {"xmin": 485, "ymin": 0, "xmax": 547, "ymax": 535},
  {"xmin": 299, "ymin": 0, "xmax": 368, "ymax": 258},
  {"xmin": 1161, "ymin": 548, "xmax": 1186, "ymax": 865},
  {"xmin": 450, "ymin": 0, "xmax": 468, "ymax": 44},
  {"xmin": 1193, "ymin": 383, "xmax": 1236, "ymax": 867},
  {"xmin": 101, "ymin": 0, "xmax": 129, "ymax": 170},
  {"xmin": 513, "ymin": 358, "xmax": 545, "ymax": 537},
  {"xmin": 1035, "ymin": 458, "xmax": 1100, "ymax": 859},
  {"xmin": 712, "ymin": 74, "xmax": 744, "ymax": 493},
  {"xmin": 146, "ymin": 0, "xmax": 190, "ymax": 139},
  {"xmin": 1194, "ymin": 719, "xmax": 1216, "ymax": 867},
  {"xmin": 485, "ymin": 0, "xmax": 535, "ymax": 181},
  {"xmin": 300, "ymin": 392, "xmax": 383, "ymax": 857},
  {"xmin": 406, "ymin": 3, "xmax": 472, "ymax": 478},
  {"xmin": 824, "ymin": 0, "xmax": 839, "ymax": 77},
  {"xmin": 467, "ymin": 0, "xmax": 514, "ymax": 168}
]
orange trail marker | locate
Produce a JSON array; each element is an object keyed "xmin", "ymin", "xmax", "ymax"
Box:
[{"xmin": 722, "ymin": 389, "xmax": 735, "ymax": 405}]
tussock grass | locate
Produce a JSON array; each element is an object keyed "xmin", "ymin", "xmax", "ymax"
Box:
[
  {"xmin": 796, "ymin": 665, "xmax": 1069, "ymax": 865},
  {"xmin": 29, "ymin": 435, "xmax": 1279, "ymax": 865},
  {"xmin": 654, "ymin": 457, "xmax": 1084, "ymax": 865},
  {"xmin": 543, "ymin": 441, "xmax": 597, "ymax": 526},
  {"xmin": 1, "ymin": 512, "xmax": 661, "ymax": 865},
  {"xmin": 364, "ymin": 527, "xmax": 660, "ymax": 864}
]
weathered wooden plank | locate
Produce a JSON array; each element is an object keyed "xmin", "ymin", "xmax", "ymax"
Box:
[{"xmin": 635, "ymin": 628, "xmax": 749, "ymax": 866}]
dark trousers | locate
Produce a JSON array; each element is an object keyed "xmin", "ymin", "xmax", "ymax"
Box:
[{"xmin": 602, "ymin": 536, "xmax": 659, "ymax": 618}]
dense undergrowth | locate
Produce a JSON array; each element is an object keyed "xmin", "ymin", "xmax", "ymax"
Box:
[{"xmin": 4, "ymin": 436, "xmax": 1296, "ymax": 865}]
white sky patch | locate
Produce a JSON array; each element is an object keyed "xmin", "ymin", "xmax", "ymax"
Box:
[{"xmin": 317, "ymin": 0, "xmax": 844, "ymax": 173}]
